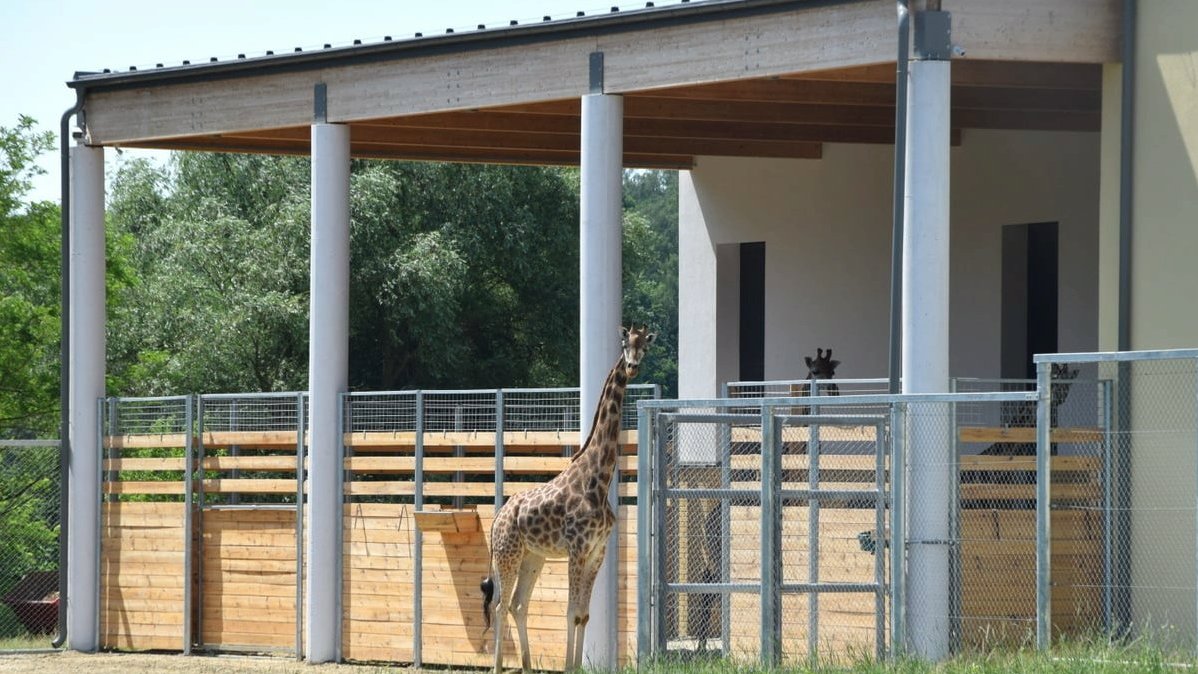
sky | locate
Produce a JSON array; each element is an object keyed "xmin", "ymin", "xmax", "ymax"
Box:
[{"xmin": 2, "ymin": 0, "xmax": 676, "ymax": 204}]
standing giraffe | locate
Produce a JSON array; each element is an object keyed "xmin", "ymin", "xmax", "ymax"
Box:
[{"xmin": 481, "ymin": 325, "xmax": 655, "ymax": 673}]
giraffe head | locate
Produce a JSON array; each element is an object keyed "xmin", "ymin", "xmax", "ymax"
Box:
[
  {"xmin": 620, "ymin": 325, "xmax": 656, "ymax": 379},
  {"xmin": 804, "ymin": 348, "xmax": 840, "ymax": 380}
]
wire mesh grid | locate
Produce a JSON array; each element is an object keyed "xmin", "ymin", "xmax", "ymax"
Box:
[
  {"xmin": 343, "ymin": 392, "xmax": 418, "ymax": 433},
  {"xmin": 422, "ymin": 391, "xmax": 498, "ymax": 433},
  {"xmin": 0, "ymin": 440, "xmax": 61, "ymax": 647},
  {"xmin": 198, "ymin": 393, "xmax": 300, "ymax": 433},
  {"xmin": 502, "ymin": 389, "xmax": 579, "ymax": 432},
  {"xmin": 106, "ymin": 396, "xmax": 191, "ymax": 436}
]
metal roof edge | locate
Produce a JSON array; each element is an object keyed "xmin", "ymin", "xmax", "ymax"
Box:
[{"xmin": 67, "ymin": 0, "xmax": 851, "ymax": 92}]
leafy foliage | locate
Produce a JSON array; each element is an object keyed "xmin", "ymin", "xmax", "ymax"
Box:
[
  {"xmin": 623, "ymin": 170, "xmax": 679, "ymax": 397},
  {"xmin": 104, "ymin": 154, "xmax": 679, "ymax": 397}
]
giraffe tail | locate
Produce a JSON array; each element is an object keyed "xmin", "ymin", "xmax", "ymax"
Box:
[{"xmin": 480, "ymin": 575, "xmax": 495, "ymax": 634}]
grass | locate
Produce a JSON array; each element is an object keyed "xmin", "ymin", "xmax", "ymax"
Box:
[
  {"xmin": 0, "ymin": 633, "xmax": 56, "ymax": 651},
  {"xmin": 630, "ymin": 638, "xmax": 1198, "ymax": 674}
]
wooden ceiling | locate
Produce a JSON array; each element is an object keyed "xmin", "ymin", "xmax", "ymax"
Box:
[{"xmin": 125, "ymin": 60, "xmax": 1103, "ymax": 169}]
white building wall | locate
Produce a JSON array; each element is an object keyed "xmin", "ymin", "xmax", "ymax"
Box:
[{"xmin": 677, "ymin": 130, "xmax": 1099, "ymax": 396}]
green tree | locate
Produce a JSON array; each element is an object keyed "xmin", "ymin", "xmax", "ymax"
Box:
[
  {"xmin": 108, "ymin": 153, "xmax": 311, "ymax": 394},
  {"xmin": 0, "ymin": 116, "xmax": 69, "ymax": 637},
  {"xmin": 108, "ymin": 155, "xmax": 583, "ymax": 395},
  {"xmin": 0, "ymin": 116, "xmax": 58, "ymax": 438},
  {"xmin": 622, "ymin": 170, "xmax": 678, "ymax": 397}
]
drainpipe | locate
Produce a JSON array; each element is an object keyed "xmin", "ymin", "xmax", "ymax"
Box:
[
  {"xmin": 1114, "ymin": 0, "xmax": 1136, "ymax": 638},
  {"xmin": 53, "ymin": 90, "xmax": 85, "ymax": 650},
  {"xmin": 888, "ymin": 0, "xmax": 911, "ymax": 395},
  {"xmin": 1117, "ymin": 0, "xmax": 1135, "ymax": 352}
]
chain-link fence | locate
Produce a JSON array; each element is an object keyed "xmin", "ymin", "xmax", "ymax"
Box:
[
  {"xmin": 0, "ymin": 439, "xmax": 61, "ymax": 650},
  {"xmin": 1034, "ymin": 350, "xmax": 1198, "ymax": 652},
  {"xmin": 950, "ymin": 374, "xmax": 1109, "ymax": 650}
]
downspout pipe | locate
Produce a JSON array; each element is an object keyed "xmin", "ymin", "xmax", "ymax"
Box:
[
  {"xmin": 1118, "ymin": 0, "xmax": 1135, "ymax": 351},
  {"xmin": 888, "ymin": 0, "xmax": 911, "ymax": 394},
  {"xmin": 1114, "ymin": 0, "xmax": 1136, "ymax": 639},
  {"xmin": 54, "ymin": 89, "xmax": 85, "ymax": 650}
]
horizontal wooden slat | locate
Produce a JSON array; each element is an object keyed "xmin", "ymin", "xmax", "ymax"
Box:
[
  {"xmin": 104, "ymin": 481, "xmax": 185, "ymax": 495},
  {"xmin": 958, "ymin": 426, "xmax": 1104, "ymax": 444}
]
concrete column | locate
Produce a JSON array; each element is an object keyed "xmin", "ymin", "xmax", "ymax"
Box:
[
  {"xmin": 579, "ymin": 92, "xmax": 623, "ymax": 669},
  {"xmin": 901, "ymin": 54, "xmax": 952, "ymax": 658},
  {"xmin": 67, "ymin": 143, "xmax": 104, "ymax": 652},
  {"xmin": 306, "ymin": 123, "xmax": 350, "ymax": 663}
]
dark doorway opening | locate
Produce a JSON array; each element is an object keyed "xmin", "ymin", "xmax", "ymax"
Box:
[
  {"xmin": 739, "ymin": 242, "xmax": 765, "ymax": 381},
  {"xmin": 1001, "ymin": 222, "xmax": 1059, "ymax": 379}
]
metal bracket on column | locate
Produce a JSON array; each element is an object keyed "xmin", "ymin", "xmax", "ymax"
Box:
[
  {"xmin": 589, "ymin": 52, "xmax": 604, "ymax": 94},
  {"xmin": 913, "ymin": 11, "xmax": 953, "ymax": 61},
  {"xmin": 314, "ymin": 83, "xmax": 328, "ymax": 123}
]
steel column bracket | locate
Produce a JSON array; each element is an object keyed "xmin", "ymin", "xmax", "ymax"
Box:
[
  {"xmin": 913, "ymin": 11, "xmax": 954, "ymax": 61},
  {"xmin": 589, "ymin": 52, "xmax": 604, "ymax": 94},
  {"xmin": 314, "ymin": 83, "xmax": 328, "ymax": 123}
]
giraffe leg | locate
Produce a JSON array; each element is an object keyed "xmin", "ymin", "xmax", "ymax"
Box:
[
  {"xmin": 565, "ymin": 553, "xmax": 586, "ymax": 673},
  {"xmin": 571, "ymin": 552, "xmax": 604, "ymax": 671},
  {"xmin": 491, "ymin": 554, "xmax": 520, "ymax": 674},
  {"xmin": 511, "ymin": 555, "xmax": 545, "ymax": 674}
]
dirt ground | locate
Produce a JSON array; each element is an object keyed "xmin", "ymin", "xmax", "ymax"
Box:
[{"xmin": 0, "ymin": 651, "xmax": 414, "ymax": 674}]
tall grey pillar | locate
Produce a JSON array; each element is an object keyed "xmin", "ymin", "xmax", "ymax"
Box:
[
  {"xmin": 902, "ymin": 8, "xmax": 953, "ymax": 661},
  {"xmin": 67, "ymin": 143, "xmax": 104, "ymax": 652},
  {"xmin": 580, "ymin": 90, "xmax": 623, "ymax": 669},
  {"xmin": 306, "ymin": 122, "xmax": 350, "ymax": 663}
]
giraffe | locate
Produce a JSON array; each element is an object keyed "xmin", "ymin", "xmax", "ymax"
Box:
[
  {"xmin": 481, "ymin": 325, "xmax": 655, "ymax": 673},
  {"xmin": 791, "ymin": 347, "xmax": 841, "ymax": 416}
]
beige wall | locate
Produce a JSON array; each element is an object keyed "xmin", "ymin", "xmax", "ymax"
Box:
[
  {"xmin": 1125, "ymin": 1, "xmax": 1198, "ymax": 350},
  {"xmin": 1096, "ymin": 0, "xmax": 1198, "ymax": 639},
  {"xmin": 678, "ymin": 129, "xmax": 1100, "ymax": 396}
]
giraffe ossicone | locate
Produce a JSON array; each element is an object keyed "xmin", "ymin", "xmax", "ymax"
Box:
[{"xmin": 482, "ymin": 324, "xmax": 655, "ymax": 673}]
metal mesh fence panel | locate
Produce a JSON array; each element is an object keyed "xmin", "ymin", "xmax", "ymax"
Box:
[
  {"xmin": 950, "ymin": 376, "xmax": 1107, "ymax": 651},
  {"xmin": 503, "ymin": 389, "xmax": 579, "ymax": 433},
  {"xmin": 0, "ymin": 440, "xmax": 61, "ymax": 649},
  {"xmin": 1038, "ymin": 352, "xmax": 1198, "ymax": 652},
  {"xmin": 344, "ymin": 392, "xmax": 418, "ymax": 434}
]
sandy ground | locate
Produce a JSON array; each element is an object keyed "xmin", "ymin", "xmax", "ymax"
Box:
[{"xmin": 0, "ymin": 651, "xmax": 414, "ymax": 674}]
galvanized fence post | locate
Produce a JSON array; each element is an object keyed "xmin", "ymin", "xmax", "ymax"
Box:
[
  {"xmin": 495, "ymin": 389, "xmax": 505, "ymax": 512},
  {"xmin": 1035, "ymin": 361, "xmax": 1052, "ymax": 649},
  {"xmin": 653, "ymin": 411, "xmax": 669, "ymax": 654},
  {"xmin": 183, "ymin": 395, "xmax": 194, "ymax": 655},
  {"xmin": 889, "ymin": 402, "xmax": 907, "ymax": 656},
  {"xmin": 717, "ymin": 383, "xmax": 732, "ymax": 656},
  {"xmin": 808, "ymin": 382, "xmax": 821, "ymax": 659},
  {"xmin": 414, "ymin": 390, "xmax": 424, "ymax": 668},
  {"xmin": 636, "ymin": 404, "xmax": 653, "ymax": 662},
  {"xmin": 760, "ymin": 403, "xmax": 780, "ymax": 666},
  {"xmin": 1102, "ymin": 377, "xmax": 1114, "ymax": 636}
]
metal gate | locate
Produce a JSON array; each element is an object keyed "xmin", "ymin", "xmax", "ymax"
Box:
[{"xmin": 636, "ymin": 400, "xmax": 891, "ymax": 665}]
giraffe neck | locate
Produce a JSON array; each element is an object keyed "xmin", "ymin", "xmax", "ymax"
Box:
[{"xmin": 570, "ymin": 356, "xmax": 630, "ymax": 494}]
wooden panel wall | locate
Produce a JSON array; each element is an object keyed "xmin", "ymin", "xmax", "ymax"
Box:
[
  {"xmin": 341, "ymin": 503, "xmax": 416, "ymax": 663},
  {"xmin": 100, "ymin": 502, "xmax": 187, "ymax": 651},
  {"xmin": 419, "ymin": 505, "xmax": 644, "ymax": 670},
  {"xmin": 198, "ymin": 508, "xmax": 298, "ymax": 651}
]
